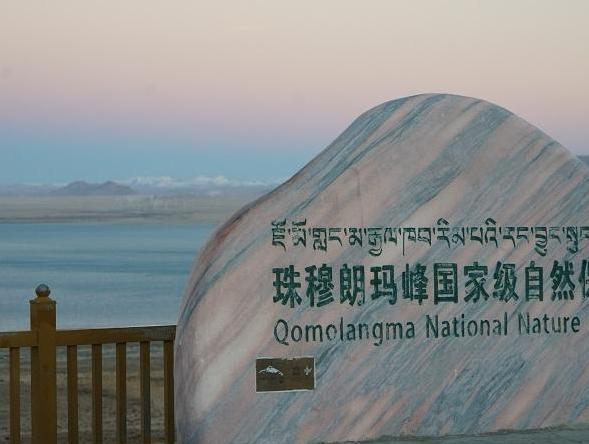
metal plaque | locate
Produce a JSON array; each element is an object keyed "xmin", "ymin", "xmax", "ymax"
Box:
[{"xmin": 256, "ymin": 357, "xmax": 315, "ymax": 392}]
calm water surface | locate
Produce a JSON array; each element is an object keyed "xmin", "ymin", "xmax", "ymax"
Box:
[{"xmin": 0, "ymin": 223, "xmax": 214, "ymax": 330}]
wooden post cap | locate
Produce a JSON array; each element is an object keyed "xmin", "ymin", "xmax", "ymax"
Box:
[{"xmin": 35, "ymin": 284, "xmax": 51, "ymax": 298}]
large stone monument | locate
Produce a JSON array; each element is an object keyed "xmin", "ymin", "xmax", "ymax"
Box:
[{"xmin": 175, "ymin": 94, "xmax": 589, "ymax": 443}]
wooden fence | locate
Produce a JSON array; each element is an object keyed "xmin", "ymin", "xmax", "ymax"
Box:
[{"xmin": 0, "ymin": 284, "xmax": 176, "ymax": 444}]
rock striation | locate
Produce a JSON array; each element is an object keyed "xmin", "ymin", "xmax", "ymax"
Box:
[{"xmin": 175, "ymin": 94, "xmax": 589, "ymax": 443}]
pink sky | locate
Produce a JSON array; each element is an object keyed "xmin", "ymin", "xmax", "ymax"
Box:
[{"xmin": 0, "ymin": 1, "xmax": 587, "ymax": 182}]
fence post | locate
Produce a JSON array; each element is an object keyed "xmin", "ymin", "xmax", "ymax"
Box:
[{"xmin": 30, "ymin": 284, "xmax": 57, "ymax": 444}]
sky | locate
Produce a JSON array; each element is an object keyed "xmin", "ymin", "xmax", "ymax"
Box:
[{"xmin": 0, "ymin": 0, "xmax": 588, "ymax": 184}]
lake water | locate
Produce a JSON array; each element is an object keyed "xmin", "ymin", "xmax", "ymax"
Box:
[{"xmin": 0, "ymin": 223, "xmax": 215, "ymax": 330}]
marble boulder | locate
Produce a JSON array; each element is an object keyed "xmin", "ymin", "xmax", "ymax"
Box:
[{"xmin": 175, "ymin": 94, "xmax": 589, "ymax": 443}]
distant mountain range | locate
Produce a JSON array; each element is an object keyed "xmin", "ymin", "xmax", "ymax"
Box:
[
  {"xmin": 118, "ymin": 175, "xmax": 278, "ymax": 196},
  {"xmin": 1, "ymin": 158, "xmax": 588, "ymax": 197},
  {"xmin": 51, "ymin": 181, "xmax": 136, "ymax": 196},
  {"xmin": 0, "ymin": 175, "xmax": 280, "ymax": 197}
]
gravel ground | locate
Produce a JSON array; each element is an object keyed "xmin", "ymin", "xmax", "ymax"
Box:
[{"xmin": 336, "ymin": 426, "xmax": 589, "ymax": 444}]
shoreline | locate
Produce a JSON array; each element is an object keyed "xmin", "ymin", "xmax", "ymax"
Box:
[{"xmin": 0, "ymin": 194, "xmax": 257, "ymax": 225}]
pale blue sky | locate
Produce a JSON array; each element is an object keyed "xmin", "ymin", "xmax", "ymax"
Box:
[
  {"xmin": 1, "ymin": 0, "xmax": 588, "ymax": 184},
  {"xmin": 1, "ymin": 123, "xmax": 320, "ymax": 184}
]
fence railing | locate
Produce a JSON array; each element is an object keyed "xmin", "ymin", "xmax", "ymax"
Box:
[{"xmin": 0, "ymin": 284, "xmax": 176, "ymax": 444}]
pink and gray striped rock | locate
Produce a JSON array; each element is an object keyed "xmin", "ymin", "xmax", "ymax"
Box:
[{"xmin": 175, "ymin": 94, "xmax": 589, "ymax": 443}]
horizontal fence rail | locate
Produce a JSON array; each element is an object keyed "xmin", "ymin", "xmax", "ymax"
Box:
[
  {"xmin": 56, "ymin": 326, "xmax": 176, "ymax": 346},
  {"xmin": 0, "ymin": 331, "xmax": 37, "ymax": 348},
  {"xmin": 0, "ymin": 284, "xmax": 176, "ymax": 444}
]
